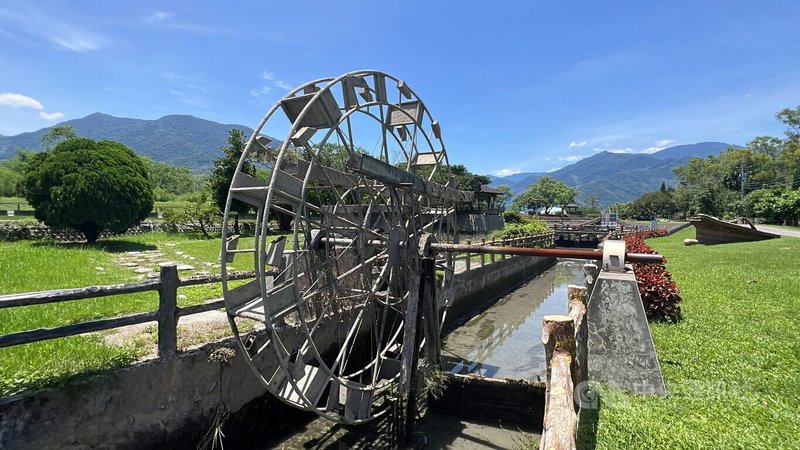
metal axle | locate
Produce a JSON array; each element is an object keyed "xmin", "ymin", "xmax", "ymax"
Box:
[{"xmin": 316, "ymin": 237, "xmax": 664, "ymax": 264}]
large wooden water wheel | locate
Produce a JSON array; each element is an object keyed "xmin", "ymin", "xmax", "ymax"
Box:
[{"xmin": 219, "ymin": 70, "xmax": 471, "ymax": 425}]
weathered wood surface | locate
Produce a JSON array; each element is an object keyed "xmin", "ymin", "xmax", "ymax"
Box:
[
  {"xmin": 567, "ymin": 285, "xmax": 589, "ymax": 385},
  {"xmin": 0, "ymin": 280, "xmax": 160, "ymax": 309},
  {"xmin": 0, "ymin": 311, "xmax": 158, "ymax": 348},
  {"xmin": 540, "ymin": 315, "xmax": 578, "ymax": 450},
  {"xmin": 176, "ymin": 299, "xmax": 226, "ymax": 318},
  {"xmin": 0, "ymin": 265, "xmax": 258, "ymax": 354},
  {"xmin": 177, "ymin": 270, "xmax": 258, "ymax": 287},
  {"xmin": 690, "ymin": 213, "xmax": 780, "ymax": 244}
]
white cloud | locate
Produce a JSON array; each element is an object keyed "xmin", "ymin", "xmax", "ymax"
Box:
[
  {"xmin": 654, "ymin": 139, "xmax": 675, "ymax": 147},
  {"xmin": 493, "ymin": 168, "xmax": 522, "ymax": 177},
  {"xmin": 569, "ymin": 141, "xmax": 587, "ymax": 148},
  {"xmin": 608, "ymin": 148, "xmax": 635, "ymax": 154},
  {"xmin": 559, "ymin": 155, "xmax": 585, "ymax": 162},
  {"xmin": 250, "ymin": 86, "xmax": 272, "ymax": 98},
  {"xmin": 253, "ymin": 70, "xmax": 293, "ymax": 98},
  {"xmin": 273, "ymin": 80, "xmax": 293, "ymax": 90},
  {"xmin": 146, "ymin": 11, "xmax": 173, "ymax": 21},
  {"xmin": 0, "ymin": 93, "xmax": 44, "ymax": 109},
  {"xmin": 0, "ymin": 6, "xmax": 105, "ymax": 51},
  {"xmin": 39, "ymin": 111, "xmax": 64, "ymax": 120}
]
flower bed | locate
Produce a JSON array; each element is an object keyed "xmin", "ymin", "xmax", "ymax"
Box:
[{"xmin": 624, "ymin": 229, "xmax": 682, "ymax": 322}]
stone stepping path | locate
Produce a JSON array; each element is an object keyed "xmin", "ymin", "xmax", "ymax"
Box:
[{"xmin": 113, "ymin": 246, "xmax": 218, "ymax": 279}]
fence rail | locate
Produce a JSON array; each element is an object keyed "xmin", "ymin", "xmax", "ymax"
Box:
[
  {"xmin": 0, "ymin": 266, "xmax": 257, "ymax": 356},
  {"xmin": 448, "ymin": 231, "xmax": 555, "ymax": 271}
]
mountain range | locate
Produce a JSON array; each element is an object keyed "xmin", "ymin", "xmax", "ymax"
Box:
[
  {"xmin": 487, "ymin": 142, "xmax": 736, "ymax": 206},
  {"xmin": 0, "ymin": 113, "xmax": 261, "ymax": 171},
  {"xmin": 0, "ymin": 113, "xmax": 736, "ymax": 205}
]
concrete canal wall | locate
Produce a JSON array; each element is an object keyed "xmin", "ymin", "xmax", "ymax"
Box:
[{"xmin": 0, "ymin": 254, "xmax": 556, "ymax": 449}]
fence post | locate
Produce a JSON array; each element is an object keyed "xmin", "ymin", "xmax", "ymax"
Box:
[
  {"xmin": 490, "ymin": 237, "xmax": 496, "ymax": 263},
  {"xmin": 157, "ymin": 264, "xmax": 179, "ymax": 357},
  {"xmin": 465, "ymin": 240, "xmax": 471, "ymax": 271},
  {"xmin": 480, "ymin": 238, "xmax": 486, "ymax": 267},
  {"xmin": 501, "ymin": 238, "xmax": 507, "ymax": 260}
]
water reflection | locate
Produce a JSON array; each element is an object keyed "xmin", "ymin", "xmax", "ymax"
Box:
[{"xmin": 441, "ymin": 259, "xmax": 587, "ymax": 380}]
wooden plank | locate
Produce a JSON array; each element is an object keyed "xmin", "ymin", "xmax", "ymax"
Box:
[
  {"xmin": 411, "ymin": 151, "xmax": 441, "ymax": 167},
  {"xmin": 176, "ymin": 299, "xmax": 225, "ymax": 318},
  {"xmin": 284, "ymin": 157, "xmax": 357, "ymax": 189},
  {"xmin": 280, "ymin": 90, "xmax": 342, "ymax": 129},
  {"xmin": 0, "ymin": 311, "xmax": 157, "ymax": 349},
  {"xmin": 386, "ymin": 101, "xmax": 422, "ymax": 126},
  {"xmin": 225, "ymin": 279, "xmax": 262, "ymax": 310},
  {"xmin": 0, "ymin": 280, "xmax": 159, "ymax": 309},
  {"xmin": 230, "ymin": 172, "xmax": 268, "ymax": 208},
  {"xmin": 178, "ymin": 270, "xmax": 259, "ymax": 287},
  {"xmin": 343, "ymin": 383, "xmax": 373, "ymax": 421},
  {"xmin": 346, "ymin": 153, "xmax": 472, "ymax": 203},
  {"xmin": 220, "ymin": 234, "xmax": 240, "ymax": 263},
  {"xmin": 278, "ymin": 364, "xmax": 328, "ymax": 406},
  {"xmin": 264, "ymin": 235, "xmax": 286, "ymax": 267},
  {"xmin": 265, "ymin": 283, "xmax": 297, "ymax": 315}
]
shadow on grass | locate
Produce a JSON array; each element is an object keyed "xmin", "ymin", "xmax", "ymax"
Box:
[
  {"xmin": 577, "ymin": 392, "xmax": 600, "ymax": 450},
  {"xmin": 31, "ymin": 240, "xmax": 157, "ymax": 253}
]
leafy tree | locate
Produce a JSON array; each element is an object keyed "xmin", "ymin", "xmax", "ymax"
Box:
[
  {"xmin": 163, "ymin": 191, "xmax": 220, "ymax": 238},
  {"xmin": 495, "ymin": 185, "xmax": 512, "ymax": 210},
  {"xmin": 673, "ymin": 156, "xmax": 736, "ymax": 217},
  {"xmin": 209, "ymin": 129, "xmax": 254, "ymax": 234},
  {"xmin": 41, "ymin": 125, "xmax": 78, "ymax": 150},
  {"xmin": 777, "ymin": 106, "xmax": 800, "ymax": 142},
  {"xmin": 142, "ymin": 158, "xmax": 206, "ymax": 201},
  {"xmin": 581, "ymin": 194, "xmax": 601, "ymax": 216},
  {"xmin": 747, "ymin": 188, "xmax": 800, "ymax": 225},
  {"xmin": 22, "ymin": 138, "xmax": 154, "ymax": 243},
  {"xmin": 0, "ymin": 150, "xmax": 38, "ymax": 196},
  {"xmin": 512, "ymin": 176, "xmax": 577, "ymax": 214},
  {"xmin": 628, "ymin": 191, "xmax": 677, "ymax": 220},
  {"xmin": 450, "ymin": 164, "xmax": 490, "ymax": 192}
]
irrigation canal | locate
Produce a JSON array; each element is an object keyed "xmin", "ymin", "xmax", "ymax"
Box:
[{"xmin": 247, "ymin": 259, "xmax": 586, "ymax": 449}]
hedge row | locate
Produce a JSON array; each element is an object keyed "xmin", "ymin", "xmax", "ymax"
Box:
[{"xmin": 624, "ymin": 228, "xmax": 682, "ymax": 322}]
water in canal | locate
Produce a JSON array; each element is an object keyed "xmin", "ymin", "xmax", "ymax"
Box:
[
  {"xmin": 251, "ymin": 259, "xmax": 586, "ymax": 449},
  {"xmin": 441, "ymin": 259, "xmax": 586, "ymax": 381}
]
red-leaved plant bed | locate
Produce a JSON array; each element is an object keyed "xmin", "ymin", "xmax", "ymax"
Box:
[{"xmin": 624, "ymin": 229, "xmax": 682, "ymax": 322}]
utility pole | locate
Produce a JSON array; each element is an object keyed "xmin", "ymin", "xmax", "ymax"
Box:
[{"xmin": 739, "ymin": 160, "xmax": 747, "ymax": 200}]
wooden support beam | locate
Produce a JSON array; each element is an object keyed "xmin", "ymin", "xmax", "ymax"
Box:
[{"xmin": 540, "ymin": 315, "xmax": 577, "ymax": 450}]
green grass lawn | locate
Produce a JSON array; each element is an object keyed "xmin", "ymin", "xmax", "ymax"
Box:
[
  {"xmin": 582, "ymin": 228, "xmax": 800, "ymax": 449},
  {"xmin": 0, "ymin": 231, "xmax": 285, "ymax": 397}
]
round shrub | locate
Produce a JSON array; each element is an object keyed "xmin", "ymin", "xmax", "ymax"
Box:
[{"xmin": 22, "ymin": 138, "xmax": 154, "ymax": 243}]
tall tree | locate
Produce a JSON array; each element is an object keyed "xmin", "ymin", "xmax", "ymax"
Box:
[
  {"xmin": 209, "ymin": 129, "xmax": 254, "ymax": 234},
  {"xmin": 512, "ymin": 176, "xmax": 577, "ymax": 213},
  {"xmin": 776, "ymin": 106, "xmax": 800, "ymax": 142},
  {"xmin": 22, "ymin": 138, "xmax": 153, "ymax": 243}
]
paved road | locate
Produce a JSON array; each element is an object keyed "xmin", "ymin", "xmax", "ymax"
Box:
[{"xmin": 754, "ymin": 224, "xmax": 800, "ymax": 238}]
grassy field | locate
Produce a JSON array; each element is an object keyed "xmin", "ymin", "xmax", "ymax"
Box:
[
  {"xmin": 580, "ymin": 228, "xmax": 800, "ymax": 449},
  {"xmin": 0, "ymin": 231, "xmax": 284, "ymax": 397}
]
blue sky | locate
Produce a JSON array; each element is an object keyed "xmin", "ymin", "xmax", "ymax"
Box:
[{"xmin": 1, "ymin": 1, "xmax": 798, "ymax": 175}]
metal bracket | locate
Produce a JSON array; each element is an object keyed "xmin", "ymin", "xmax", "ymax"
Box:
[{"xmin": 602, "ymin": 239, "xmax": 626, "ymax": 272}]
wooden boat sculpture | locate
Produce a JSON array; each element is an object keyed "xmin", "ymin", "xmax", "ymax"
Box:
[{"xmin": 689, "ymin": 214, "xmax": 780, "ymax": 244}]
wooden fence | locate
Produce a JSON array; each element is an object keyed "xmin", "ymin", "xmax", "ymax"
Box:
[{"xmin": 0, "ymin": 265, "xmax": 257, "ymax": 357}]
